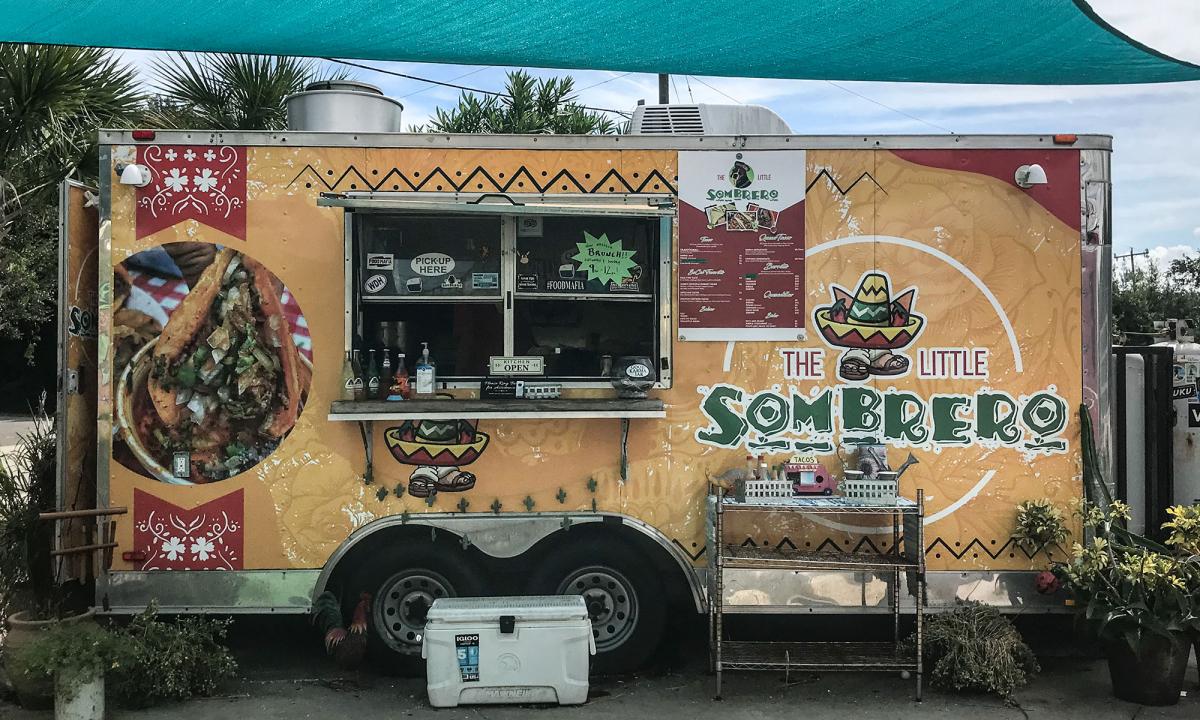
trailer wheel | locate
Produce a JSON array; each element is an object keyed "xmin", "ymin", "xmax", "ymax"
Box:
[
  {"xmin": 527, "ymin": 537, "xmax": 666, "ymax": 673},
  {"xmin": 350, "ymin": 543, "xmax": 486, "ymax": 669}
]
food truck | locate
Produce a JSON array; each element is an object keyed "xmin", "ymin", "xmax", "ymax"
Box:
[{"xmin": 55, "ymin": 92, "xmax": 1112, "ymax": 672}]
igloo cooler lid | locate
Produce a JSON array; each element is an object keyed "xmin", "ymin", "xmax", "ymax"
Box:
[{"xmin": 426, "ymin": 596, "xmax": 589, "ymax": 624}]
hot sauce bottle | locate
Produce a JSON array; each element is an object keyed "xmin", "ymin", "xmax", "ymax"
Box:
[{"xmin": 387, "ymin": 353, "xmax": 410, "ymax": 401}]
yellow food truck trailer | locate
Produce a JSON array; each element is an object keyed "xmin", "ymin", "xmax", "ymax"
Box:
[{"xmin": 55, "ymin": 93, "xmax": 1112, "ymax": 672}]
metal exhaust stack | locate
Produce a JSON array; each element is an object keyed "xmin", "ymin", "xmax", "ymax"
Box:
[{"xmin": 286, "ymin": 80, "xmax": 404, "ymax": 132}]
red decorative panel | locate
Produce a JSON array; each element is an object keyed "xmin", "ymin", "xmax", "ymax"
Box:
[
  {"xmin": 132, "ymin": 488, "xmax": 244, "ymax": 570},
  {"xmin": 136, "ymin": 145, "xmax": 247, "ymax": 240}
]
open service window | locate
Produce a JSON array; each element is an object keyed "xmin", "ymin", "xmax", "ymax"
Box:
[{"xmin": 331, "ymin": 194, "xmax": 674, "ymax": 388}]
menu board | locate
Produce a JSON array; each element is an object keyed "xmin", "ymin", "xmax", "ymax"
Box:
[{"xmin": 677, "ymin": 150, "xmax": 806, "ymax": 341}]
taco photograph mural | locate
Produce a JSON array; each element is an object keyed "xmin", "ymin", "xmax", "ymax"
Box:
[
  {"xmin": 814, "ymin": 271, "xmax": 925, "ymax": 381},
  {"xmin": 113, "ymin": 241, "xmax": 313, "ymax": 484}
]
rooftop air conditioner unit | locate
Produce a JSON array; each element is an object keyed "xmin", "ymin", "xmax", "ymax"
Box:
[{"xmin": 630, "ymin": 103, "xmax": 791, "ymax": 135}]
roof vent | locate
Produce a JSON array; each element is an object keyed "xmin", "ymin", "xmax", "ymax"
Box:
[
  {"xmin": 286, "ymin": 80, "xmax": 404, "ymax": 133},
  {"xmin": 630, "ymin": 103, "xmax": 791, "ymax": 135}
]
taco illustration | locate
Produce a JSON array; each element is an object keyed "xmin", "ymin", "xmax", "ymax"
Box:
[
  {"xmin": 814, "ymin": 272, "xmax": 924, "ymax": 382},
  {"xmin": 385, "ymin": 419, "xmax": 489, "ymax": 497}
]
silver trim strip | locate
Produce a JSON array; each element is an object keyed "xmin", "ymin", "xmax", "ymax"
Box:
[
  {"xmin": 102, "ymin": 570, "xmax": 319, "ymax": 614},
  {"xmin": 327, "ymin": 410, "xmax": 666, "ymax": 420},
  {"xmin": 100, "ymin": 131, "xmax": 1112, "ymax": 152},
  {"xmin": 320, "ymin": 196, "xmax": 674, "ymax": 216},
  {"xmin": 95, "ymin": 146, "xmax": 113, "ymax": 609}
]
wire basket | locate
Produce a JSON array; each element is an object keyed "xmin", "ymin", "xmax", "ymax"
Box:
[
  {"xmin": 743, "ymin": 477, "xmax": 794, "ymax": 499},
  {"xmin": 839, "ymin": 471, "xmax": 898, "ymax": 505}
]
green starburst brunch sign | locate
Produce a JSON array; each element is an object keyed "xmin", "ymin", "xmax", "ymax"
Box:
[{"xmin": 572, "ymin": 232, "xmax": 637, "ymax": 286}]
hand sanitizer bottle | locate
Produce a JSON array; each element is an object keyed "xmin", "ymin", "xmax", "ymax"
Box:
[{"xmin": 414, "ymin": 342, "xmax": 436, "ymax": 397}]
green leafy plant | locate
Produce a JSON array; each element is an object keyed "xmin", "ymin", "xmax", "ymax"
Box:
[
  {"xmin": 418, "ymin": 70, "xmax": 623, "ymax": 135},
  {"xmin": 146, "ymin": 53, "xmax": 346, "ymax": 131},
  {"xmin": 920, "ymin": 602, "xmax": 1039, "ymax": 701},
  {"xmin": 107, "ymin": 605, "xmax": 237, "ymax": 708},
  {"xmin": 1012, "ymin": 498, "xmax": 1070, "ymax": 556},
  {"xmin": 1162, "ymin": 504, "xmax": 1200, "ymax": 556},
  {"xmin": 1054, "ymin": 500, "xmax": 1200, "ymax": 651},
  {"xmin": 10, "ymin": 620, "xmax": 122, "ymax": 694},
  {"xmin": 0, "ymin": 401, "xmax": 58, "ymax": 618}
]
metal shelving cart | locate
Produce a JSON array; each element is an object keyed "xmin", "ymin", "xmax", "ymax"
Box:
[{"xmin": 708, "ymin": 491, "xmax": 925, "ymax": 700}]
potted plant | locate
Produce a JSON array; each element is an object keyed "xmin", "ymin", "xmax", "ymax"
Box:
[
  {"xmin": 0, "ymin": 407, "xmax": 87, "ymax": 709},
  {"xmin": 8, "ymin": 619, "xmax": 122, "ymax": 720},
  {"xmin": 1012, "ymin": 497, "xmax": 1071, "ymax": 595},
  {"xmin": 1161, "ymin": 503, "xmax": 1200, "ymax": 687},
  {"xmin": 1055, "ymin": 500, "xmax": 1200, "ymax": 706}
]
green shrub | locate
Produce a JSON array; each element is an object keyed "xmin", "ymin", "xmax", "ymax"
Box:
[
  {"xmin": 107, "ymin": 605, "xmax": 237, "ymax": 707},
  {"xmin": 921, "ymin": 602, "xmax": 1039, "ymax": 700},
  {"xmin": 1012, "ymin": 498, "xmax": 1070, "ymax": 555},
  {"xmin": 9, "ymin": 620, "xmax": 122, "ymax": 694}
]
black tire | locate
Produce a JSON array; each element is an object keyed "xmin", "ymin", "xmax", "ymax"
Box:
[
  {"xmin": 348, "ymin": 542, "xmax": 487, "ymax": 673},
  {"xmin": 526, "ymin": 536, "xmax": 666, "ymax": 674}
]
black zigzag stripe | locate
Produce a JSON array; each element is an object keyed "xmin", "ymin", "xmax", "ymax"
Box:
[
  {"xmin": 669, "ymin": 535, "xmax": 1061, "ymax": 564},
  {"xmin": 806, "ymin": 169, "xmax": 887, "ymax": 196},
  {"xmin": 925, "ymin": 536, "xmax": 1069, "ymax": 562},
  {"xmin": 287, "ymin": 163, "xmax": 678, "ymax": 195},
  {"xmin": 673, "ymin": 539, "xmax": 705, "ymax": 561}
]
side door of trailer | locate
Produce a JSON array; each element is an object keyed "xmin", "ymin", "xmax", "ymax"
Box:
[{"xmin": 56, "ymin": 180, "xmax": 100, "ymax": 581}]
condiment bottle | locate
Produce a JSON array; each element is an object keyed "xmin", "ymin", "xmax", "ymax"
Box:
[
  {"xmin": 351, "ymin": 349, "xmax": 365, "ymax": 401},
  {"xmin": 414, "ymin": 342, "xmax": 436, "ymax": 397},
  {"xmin": 366, "ymin": 349, "xmax": 381, "ymax": 400},
  {"xmin": 736, "ymin": 455, "xmax": 753, "ymax": 503},
  {"xmin": 381, "ymin": 349, "xmax": 392, "ymax": 385},
  {"xmin": 387, "ymin": 353, "xmax": 409, "ymax": 401},
  {"xmin": 339, "ymin": 350, "xmax": 356, "ymax": 401}
]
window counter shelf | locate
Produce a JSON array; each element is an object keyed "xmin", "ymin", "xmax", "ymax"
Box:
[{"xmin": 328, "ymin": 398, "xmax": 664, "ymax": 421}]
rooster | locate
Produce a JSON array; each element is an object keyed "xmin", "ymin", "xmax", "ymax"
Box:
[{"xmin": 312, "ymin": 591, "xmax": 371, "ymax": 669}]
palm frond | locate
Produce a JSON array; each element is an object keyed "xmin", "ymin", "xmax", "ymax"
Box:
[{"xmin": 150, "ymin": 53, "xmax": 348, "ymax": 131}]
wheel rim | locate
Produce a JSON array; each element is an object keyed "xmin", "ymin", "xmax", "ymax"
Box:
[
  {"xmin": 374, "ymin": 569, "xmax": 454, "ymax": 652},
  {"xmin": 556, "ymin": 566, "xmax": 638, "ymax": 652}
]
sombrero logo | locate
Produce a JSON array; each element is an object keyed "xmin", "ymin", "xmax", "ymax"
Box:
[
  {"xmin": 705, "ymin": 153, "xmax": 779, "ymax": 202},
  {"xmin": 814, "ymin": 271, "xmax": 924, "ymax": 382},
  {"xmin": 728, "ymin": 160, "xmax": 754, "ymax": 189},
  {"xmin": 693, "ymin": 267, "xmax": 1072, "ymax": 457}
]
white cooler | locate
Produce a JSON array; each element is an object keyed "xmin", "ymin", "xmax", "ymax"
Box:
[{"xmin": 422, "ymin": 595, "xmax": 595, "ymax": 707}]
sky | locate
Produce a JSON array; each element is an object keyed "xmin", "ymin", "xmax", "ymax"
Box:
[{"xmin": 116, "ymin": 1, "xmax": 1200, "ymax": 273}]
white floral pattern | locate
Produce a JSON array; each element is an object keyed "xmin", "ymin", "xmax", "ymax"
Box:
[
  {"xmin": 190, "ymin": 536, "xmax": 215, "ymax": 561},
  {"xmin": 193, "ymin": 168, "xmax": 218, "ymax": 192},
  {"xmin": 163, "ymin": 168, "xmax": 189, "ymax": 192},
  {"xmin": 134, "ymin": 489, "xmax": 243, "ymax": 571},
  {"xmin": 161, "ymin": 536, "xmax": 185, "ymax": 560},
  {"xmin": 136, "ymin": 145, "xmax": 246, "ymax": 240}
]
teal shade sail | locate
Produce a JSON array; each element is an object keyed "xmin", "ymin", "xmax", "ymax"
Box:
[{"xmin": 2, "ymin": 0, "xmax": 1197, "ymax": 84}]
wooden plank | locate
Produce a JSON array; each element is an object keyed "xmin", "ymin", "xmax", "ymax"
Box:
[
  {"xmin": 39, "ymin": 506, "xmax": 128, "ymax": 521},
  {"xmin": 51, "ymin": 542, "xmax": 118, "ymax": 557}
]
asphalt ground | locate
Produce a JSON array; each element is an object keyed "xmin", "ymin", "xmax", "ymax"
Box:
[{"xmin": 3, "ymin": 614, "xmax": 1199, "ymax": 719}]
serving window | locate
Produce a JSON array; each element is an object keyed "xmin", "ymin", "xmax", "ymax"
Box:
[{"xmin": 344, "ymin": 196, "xmax": 672, "ymax": 386}]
